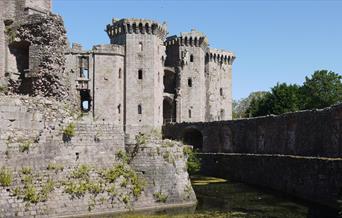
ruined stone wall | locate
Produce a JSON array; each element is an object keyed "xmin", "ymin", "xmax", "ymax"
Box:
[
  {"xmin": 5, "ymin": 12, "xmax": 69, "ymax": 100},
  {"xmin": 205, "ymin": 48, "xmax": 234, "ymax": 121},
  {"xmin": 93, "ymin": 44, "xmax": 125, "ymax": 125},
  {"xmin": 0, "ymin": 16, "xmax": 5, "ymax": 82},
  {"xmin": 163, "ymin": 104, "xmax": 342, "ymax": 157},
  {"xmin": 200, "ymin": 153, "xmax": 342, "ymax": 209},
  {"xmin": 0, "ymin": 95, "xmax": 195, "ymax": 217}
]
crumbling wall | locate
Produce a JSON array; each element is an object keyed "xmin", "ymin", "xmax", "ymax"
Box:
[
  {"xmin": 5, "ymin": 13, "xmax": 69, "ymax": 100},
  {"xmin": 0, "ymin": 95, "xmax": 195, "ymax": 217}
]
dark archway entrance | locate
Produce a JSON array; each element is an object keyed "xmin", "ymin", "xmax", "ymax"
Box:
[
  {"xmin": 163, "ymin": 69, "xmax": 176, "ymax": 94},
  {"xmin": 183, "ymin": 128, "xmax": 203, "ymax": 151},
  {"xmin": 163, "ymin": 97, "xmax": 176, "ymax": 124}
]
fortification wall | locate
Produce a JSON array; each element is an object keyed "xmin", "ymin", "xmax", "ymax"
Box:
[
  {"xmin": 0, "ymin": 17, "xmax": 5, "ymax": 81},
  {"xmin": 200, "ymin": 153, "xmax": 342, "ymax": 209},
  {"xmin": 163, "ymin": 104, "xmax": 342, "ymax": 157},
  {"xmin": 0, "ymin": 95, "xmax": 195, "ymax": 217}
]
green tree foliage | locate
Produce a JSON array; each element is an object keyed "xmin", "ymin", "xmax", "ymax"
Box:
[
  {"xmin": 244, "ymin": 70, "xmax": 342, "ymax": 117},
  {"xmin": 233, "ymin": 92, "xmax": 268, "ymax": 118},
  {"xmin": 301, "ymin": 70, "xmax": 342, "ymax": 109}
]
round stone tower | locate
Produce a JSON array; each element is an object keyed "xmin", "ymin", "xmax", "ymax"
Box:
[{"xmin": 106, "ymin": 18, "xmax": 167, "ymax": 141}]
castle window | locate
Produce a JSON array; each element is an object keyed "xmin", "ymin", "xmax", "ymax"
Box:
[
  {"xmin": 188, "ymin": 109, "xmax": 192, "ymax": 118},
  {"xmin": 220, "ymin": 88, "xmax": 223, "ymax": 96},
  {"xmin": 220, "ymin": 109, "xmax": 225, "ymax": 120},
  {"xmin": 190, "ymin": 54, "xmax": 194, "ymax": 62},
  {"xmin": 139, "ymin": 42, "xmax": 143, "ymax": 51},
  {"xmin": 188, "ymin": 78, "xmax": 192, "ymax": 87},
  {"xmin": 119, "ymin": 68, "xmax": 122, "ymax": 79},
  {"xmin": 138, "ymin": 104, "xmax": 142, "ymax": 114},
  {"xmin": 158, "ymin": 72, "xmax": 160, "ymax": 83},
  {"xmin": 118, "ymin": 104, "xmax": 121, "ymax": 114},
  {"xmin": 138, "ymin": 69, "xmax": 143, "ymax": 80}
]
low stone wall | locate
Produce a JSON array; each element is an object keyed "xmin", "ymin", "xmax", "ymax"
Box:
[
  {"xmin": 163, "ymin": 104, "xmax": 342, "ymax": 157},
  {"xmin": 200, "ymin": 153, "xmax": 342, "ymax": 208}
]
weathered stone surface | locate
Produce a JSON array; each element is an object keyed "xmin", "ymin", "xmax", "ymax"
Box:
[
  {"xmin": 200, "ymin": 153, "xmax": 342, "ymax": 209},
  {"xmin": 163, "ymin": 104, "xmax": 342, "ymax": 157}
]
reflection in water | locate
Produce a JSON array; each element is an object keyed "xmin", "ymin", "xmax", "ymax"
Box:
[{"xmin": 88, "ymin": 176, "xmax": 339, "ymax": 218}]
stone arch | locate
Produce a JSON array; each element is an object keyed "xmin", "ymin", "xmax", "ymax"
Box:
[{"xmin": 182, "ymin": 128, "xmax": 203, "ymax": 151}]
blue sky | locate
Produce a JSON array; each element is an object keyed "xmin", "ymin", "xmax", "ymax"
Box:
[{"xmin": 53, "ymin": 0, "xmax": 342, "ymax": 100}]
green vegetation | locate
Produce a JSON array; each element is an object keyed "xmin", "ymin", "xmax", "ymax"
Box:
[
  {"xmin": 116, "ymin": 149, "xmax": 129, "ymax": 163},
  {"xmin": 135, "ymin": 133, "xmax": 148, "ymax": 145},
  {"xmin": 71, "ymin": 164, "xmax": 90, "ymax": 180},
  {"xmin": 0, "ymin": 167, "xmax": 12, "ymax": 187},
  {"xmin": 63, "ymin": 123, "xmax": 76, "ymax": 141},
  {"xmin": 19, "ymin": 140, "xmax": 32, "ymax": 153},
  {"xmin": 0, "ymin": 85, "xmax": 8, "ymax": 93},
  {"xmin": 47, "ymin": 163, "xmax": 64, "ymax": 172},
  {"xmin": 64, "ymin": 180, "xmax": 90, "ymax": 198},
  {"xmin": 161, "ymin": 140, "xmax": 175, "ymax": 148},
  {"xmin": 153, "ymin": 191, "xmax": 168, "ymax": 203},
  {"xmin": 183, "ymin": 146, "xmax": 201, "ymax": 175},
  {"xmin": 21, "ymin": 167, "xmax": 32, "ymax": 175},
  {"xmin": 5, "ymin": 26, "xmax": 17, "ymax": 44},
  {"xmin": 235, "ymin": 70, "xmax": 342, "ymax": 118}
]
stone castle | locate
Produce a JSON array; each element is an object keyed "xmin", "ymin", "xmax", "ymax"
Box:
[{"xmin": 0, "ymin": 0, "xmax": 235, "ymax": 140}]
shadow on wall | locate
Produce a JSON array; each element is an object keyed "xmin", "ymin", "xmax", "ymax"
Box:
[{"xmin": 183, "ymin": 128, "xmax": 203, "ymax": 151}]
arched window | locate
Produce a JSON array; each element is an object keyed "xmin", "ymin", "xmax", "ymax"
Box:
[
  {"xmin": 138, "ymin": 69, "xmax": 143, "ymax": 80},
  {"xmin": 190, "ymin": 54, "xmax": 194, "ymax": 62},
  {"xmin": 188, "ymin": 109, "xmax": 192, "ymax": 118},
  {"xmin": 188, "ymin": 78, "xmax": 192, "ymax": 87},
  {"xmin": 139, "ymin": 42, "xmax": 143, "ymax": 51},
  {"xmin": 138, "ymin": 104, "xmax": 142, "ymax": 114},
  {"xmin": 118, "ymin": 68, "xmax": 122, "ymax": 79}
]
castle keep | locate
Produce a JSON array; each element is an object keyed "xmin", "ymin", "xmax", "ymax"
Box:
[
  {"xmin": 66, "ymin": 19, "xmax": 235, "ymax": 138},
  {"xmin": 0, "ymin": 0, "xmax": 235, "ymax": 140}
]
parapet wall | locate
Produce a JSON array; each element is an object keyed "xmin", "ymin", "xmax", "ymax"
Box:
[{"xmin": 163, "ymin": 104, "xmax": 342, "ymax": 157}]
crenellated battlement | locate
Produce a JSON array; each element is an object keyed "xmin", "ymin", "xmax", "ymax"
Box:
[
  {"xmin": 206, "ymin": 48, "xmax": 235, "ymax": 65},
  {"xmin": 106, "ymin": 18, "xmax": 167, "ymax": 40},
  {"xmin": 164, "ymin": 29, "xmax": 209, "ymax": 50}
]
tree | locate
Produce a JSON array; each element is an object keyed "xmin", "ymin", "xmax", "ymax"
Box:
[
  {"xmin": 246, "ymin": 83, "xmax": 301, "ymax": 117},
  {"xmin": 301, "ymin": 70, "xmax": 342, "ymax": 109},
  {"xmin": 233, "ymin": 92, "xmax": 268, "ymax": 118}
]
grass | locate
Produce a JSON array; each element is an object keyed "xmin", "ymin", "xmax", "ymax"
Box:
[{"xmin": 0, "ymin": 167, "xmax": 12, "ymax": 187}]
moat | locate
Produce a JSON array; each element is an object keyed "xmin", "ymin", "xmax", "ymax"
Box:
[{"xmin": 109, "ymin": 176, "xmax": 339, "ymax": 218}]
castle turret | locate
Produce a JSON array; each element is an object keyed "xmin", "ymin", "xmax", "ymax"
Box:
[
  {"xmin": 164, "ymin": 29, "xmax": 209, "ymax": 123},
  {"xmin": 205, "ymin": 48, "xmax": 235, "ymax": 121},
  {"xmin": 107, "ymin": 18, "xmax": 167, "ymax": 141}
]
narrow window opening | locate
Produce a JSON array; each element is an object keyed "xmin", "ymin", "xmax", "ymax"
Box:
[
  {"xmin": 80, "ymin": 90, "xmax": 91, "ymax": 112},
  {"xmin": 158, "ymin": 72, "xmax": 160, "ymax": 83},
  {"xmin": 190, "ymin": 54, "xmax": 194, "ymax": 62},
  {"xmin": 138, "ymin": 104, "xmax": 142, "ymax": 114},
  {"xmin": 188, "ymin": 78, "xmax": 192, "ymax": 87},
  {"xmin": 138, "ymin": 69, "xmax": 143, "ymax": 80},
  {"xmin": 139, "ymin": 42, "xmax": 143, "ymax": 51},
  {"xmin": 118, "ymin": 104, "xmax": 121, "ymax": 114},
  {"xmin": 220, "ymin": 109, "xmax": 225, "ymax": 120},
  {"xmin": 118, "ymin": 68, "xmax": 122, "ymax": 79},
  {"xmin": 220, "ymin": 88, "xmax": 223, "ymax": 96},
  {"xmin": 188, "ymin": 109, "xmax": 192, "ymax": 118}
]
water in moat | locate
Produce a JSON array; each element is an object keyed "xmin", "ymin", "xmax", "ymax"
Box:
[{"xmin": 92, "ymin": 176, "xmax": 339, "ymax": 218}]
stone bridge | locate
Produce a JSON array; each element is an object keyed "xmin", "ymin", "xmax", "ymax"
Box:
[{"xmin": 163, "ymin": 104, "xmax": 342, "ymax": 209}]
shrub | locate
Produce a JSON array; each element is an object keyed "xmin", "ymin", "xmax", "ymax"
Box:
[
  {"xmin": 153, "ymin": 191, "xmax": 168, "ymax": 203},
  {"xmin": 39, "ymin": 179, "xmax": 54, "ymax": 202},
  {"xmin": 63, "ymin": 123, "xmax": 76, "ymax": 141},
  {"xmin": 71, "ymin": 164, "xmax": 90, "ymax": 180},
  {"xmin": 0, "ymin": 167, "xmax": 12, "ymax": 187},
  {"xmin": 23, "ymin": 184, "xmax": 39, "ymax": 204},
  {"xmin": 115, "ymin": 149, "xmax": 129, "ymax": 163},
  {"xmin": 135, "ymin": 133, "xmax": 148, "ymax": 145},
  {"xmin": 47, "ymin": 163, "xmax": 64, "ymax": 172},
  {"xmin": 19, "ymin": 140, "xmax": 32, "ymax": 153},
  {"xmin": 21, "ymin": 167, "xmax": 32, "ymax": 175},
  {"xmin": 183, "ymin": 146, "xmax": 201, "ymax": 175}
]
